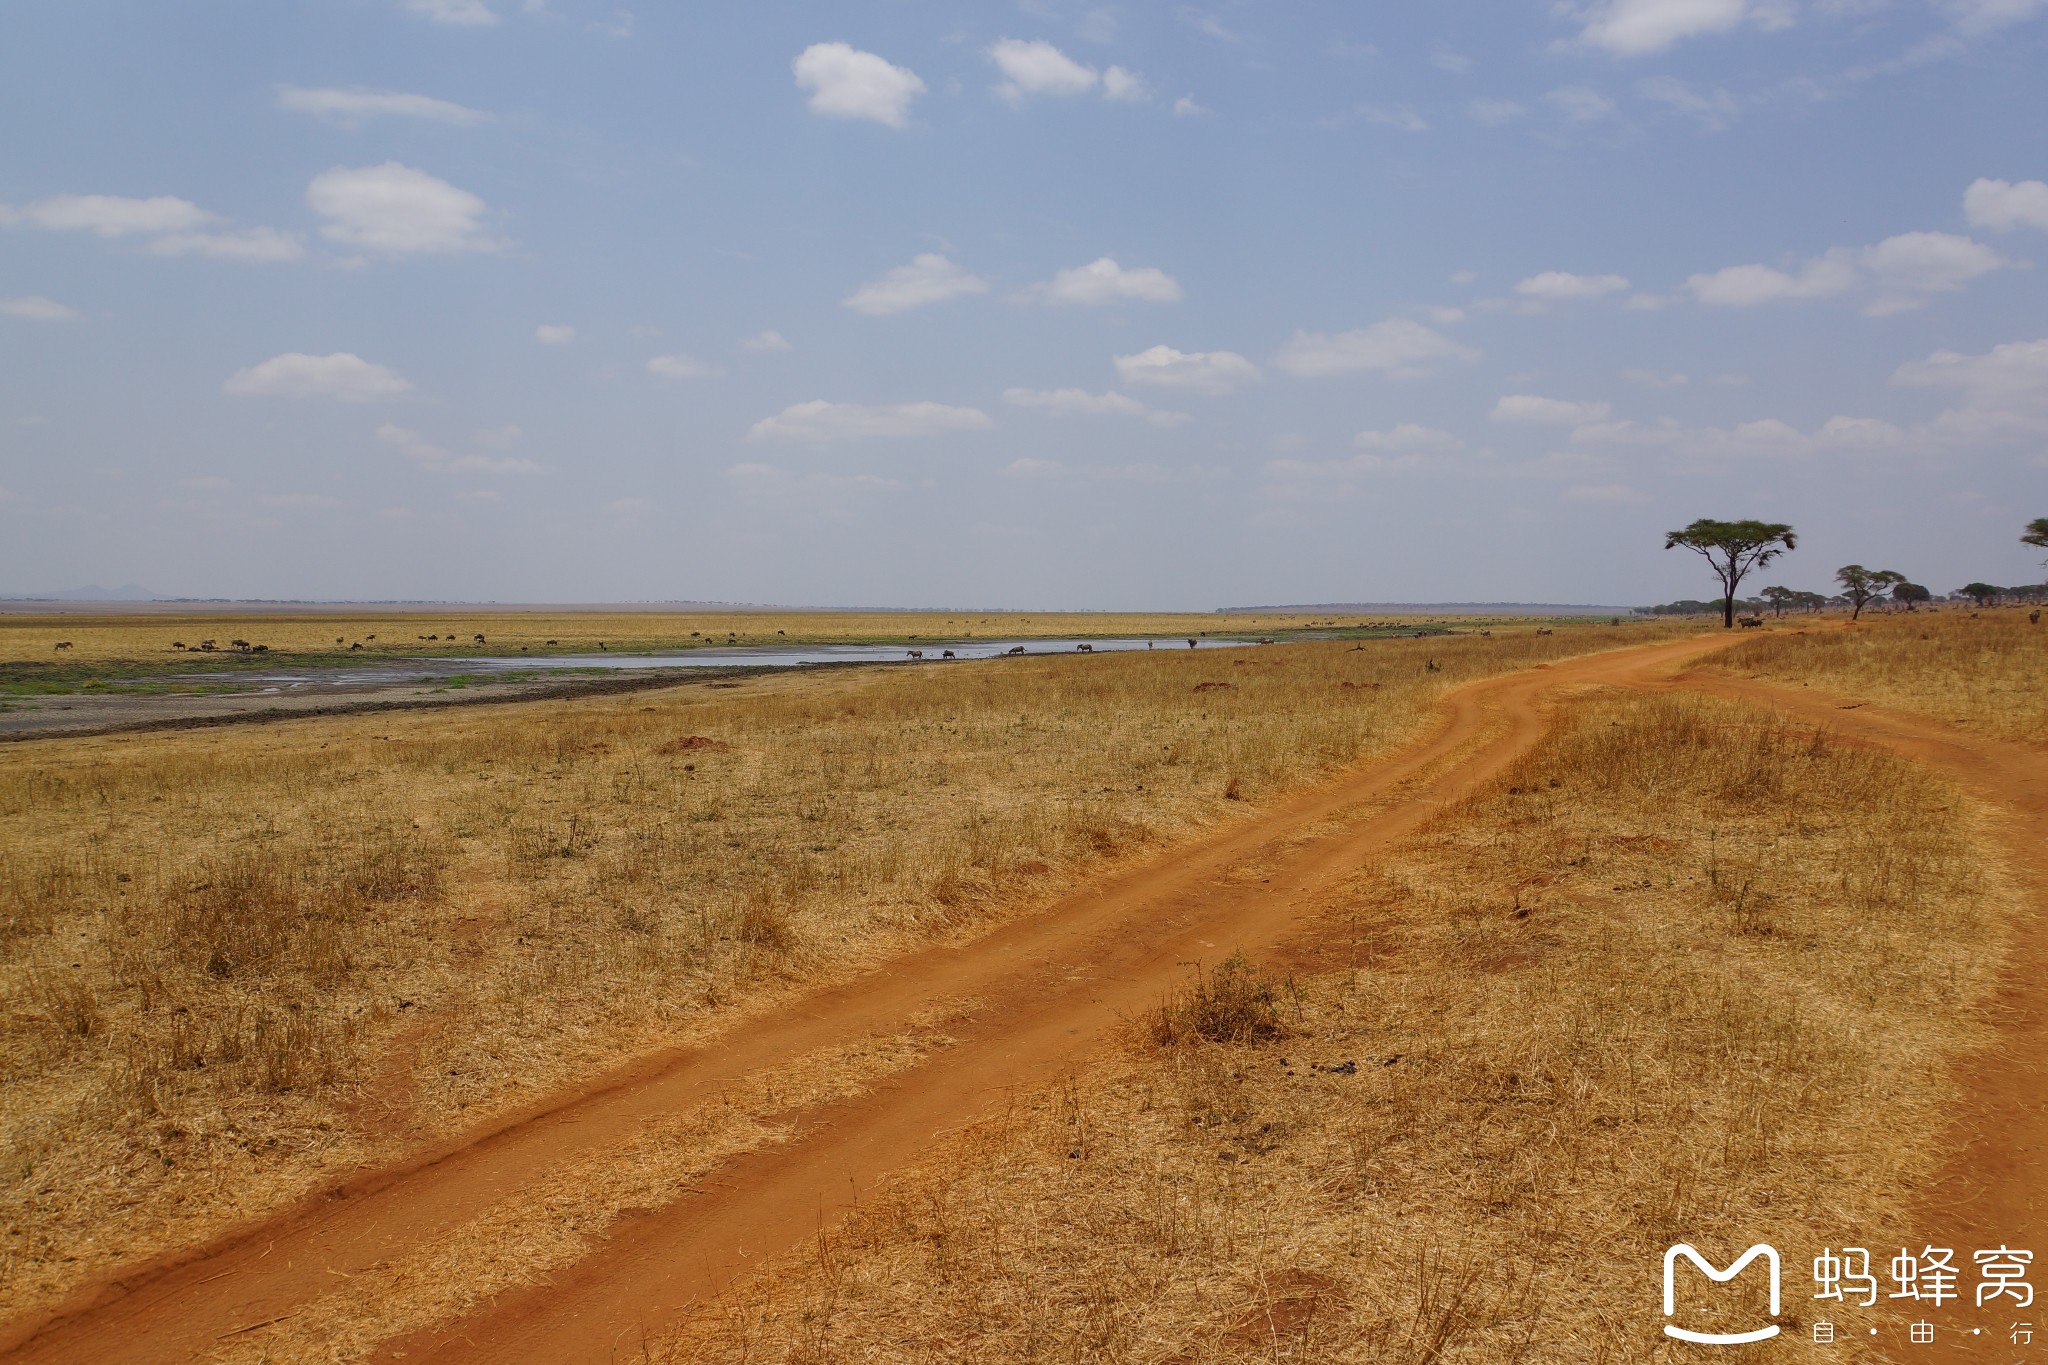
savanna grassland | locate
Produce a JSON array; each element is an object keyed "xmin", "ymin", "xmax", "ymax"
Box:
[
  {"xmin": 0, "ymin": 621, "xmax": 1666, "ymax": 1325},
  {"xmin": 659, "ymin": 686, "xmax": 2018, "ymax": 1364},
  {"xmin": 1712, "ymin": 606, "xmax": 2048, "ymax": 740}
]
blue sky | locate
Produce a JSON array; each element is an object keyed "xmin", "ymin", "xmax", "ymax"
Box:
[{"xmin": 3, "ymin": 0, "xmax": 2046, "ymax": 607}]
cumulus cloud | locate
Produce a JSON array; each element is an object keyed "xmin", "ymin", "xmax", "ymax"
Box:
[
  {"xmin": 1545, "ymin": 85, "xmax": 1616, "ymax": 122},
  {"xmin": 142, "ymin": 227, "xmax": 304, "ymax": 262},
  {"xmin": 740, "ymin": 329, "xmax": 793, "ymax": 352},
  {"xmin": 843, "ymin": 254, "xmax": 989, "ymax": 315},
  {"xmin": 985, "ymin": 38, "xmax": 1145, "ymax": 106},
  {"xmin": 988, "ymin": 38, "xmax": 1099, "ymax": 102},
  {"xmin": 1271, "ymin": 320, "xmax": 1479, "ymax": 379},
  {"xmin": 1892, "ymin": 337, "xmax": 2048, "ymax": 443},
  {"xmin": 225, "ymin": 353, "xmax": 414, "ymax": 402},
  {"xmin": 1493, "ymin": 394, "xmax": 1615, "ymax": 424},
  {"xmin": 277, "ymin": 86, "xmax": 489, "ymax": 127},
  {"xmin": 404, "ymin": 0, "xmax": 497, "ymax": 26},
  {"xmin": 1635, "ymin": 75, "xmax": 1740, "ymax": 128},
  {"xmin": 0, "ymin": 296, "xmax": 77, "ymax": 322},
  {"xmin": 376, "ymin": 422, "xmax": 544, "ymax": 473},
  {"xmin": 1685, "ymin": 231, "xmax": 2009, "ymax": 315},
  {"xmin": 1265, "ymin": 425, "xmax": 1461, "ymax": 479},
  {"xmin": 647, "ymin": 353, "xmax": 719, "ymax": 379},
  {"xmin": 0, "ymin": 193, "xmax": 217, "ymax": 236},
  {"xmin": 535, "ymin": 324, "xmax": 576, "ymax": 344},
  {"xmin": 1, "ymin": 193, "xmax": 304, "ymax": 262},
  {"xmin": 1567, "ymin": 0, "xmax": 1768, "ymax": 56},
  {"xmin": 307, "ymin": 163, "xmax": 499, "ymax": 256},
  {"xmin": 1113, "ymin": 345, "xmax": 1262, "ymax": 394},
  {"xmin": 1023, "ymin": 257, "xmax": 1183, "ymax": 305},
  {"xmin": 793, "ymin": 42, "xmax": 925, "ymax": 128},
  {"xmin": 1002, "ymin": 387, "xmax": 1191, "ymax": 427},
  {"xmin": 1514, "ymin": 270, "xmax": 1631, "ymax": 300},
  {"xmin": 746, "ymin": 400, "xmax": 994, "ymax": 444},
  {"xmin": 1173, "ymin": 95, "xmax": 1206, "ymax": 117},
  {"xmin": 1964, "ymin": 177, "xmax": 2048, "ymax": 232}
]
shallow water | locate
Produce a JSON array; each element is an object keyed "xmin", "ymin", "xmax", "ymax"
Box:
[{"xmin": 174, "ymin": 636, "xmax": 1255, "ymax": 691}]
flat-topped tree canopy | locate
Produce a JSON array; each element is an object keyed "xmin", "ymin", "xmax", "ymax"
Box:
[{"xmin": 1663, "ymin": 519, "xmax": 1798, "ymax": 628}]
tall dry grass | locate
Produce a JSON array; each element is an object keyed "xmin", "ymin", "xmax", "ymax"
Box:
[
  {"xmin": 0, "ymin": 623, "xmax": 1668, "ymax": 1317},
  {"xmin": 658, "ymin": 689, "xmax": 2013, "ymax": 1362},
  {"xmin": 1712, "ymin": 607, "xmax": 2048, "ymax": 740}
]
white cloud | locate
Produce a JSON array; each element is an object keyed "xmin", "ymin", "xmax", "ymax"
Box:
[
  {"xmin": 1468, "ymin": 99, "xmax": 1528, "ymax": 125},
  {"xmin": 475, "ymin": 422, "xmax": 521, "ymax": 448},
  {"xmin": 225, "ymin": 353, "xmax": 414, "ymax": 402},
  {"xmin": 1686, "ymin": 231, "xmax": 2009, "ymax": 314},
  {"xmin": 978, "ymin": 38, "xmax": 1130, "ymax": 105},
  {"xmin": 142, "ymin": 227, "xmax": 305, "ymax": 262},
  {"xmin": 1964, "ymin": 178, "xmax": 2048, "ymax": 233},
  {"xmin": 1623, "ymin": 368, "xmax": 1689, "ymax": 388},
  {"xmin": 1569, "ymin": 0, "xmax": 1756, "ymax": 56},
  {"xmin": 588, "ymin": 8, "xmax": 633, "ymax": 38},
  {"xmin": 1024, "ymin": 257, "xmax": 1183, "ymax": 305},
  {"xmin": 307, "ymin": 163, "xmax": 499, "ymax": 256},
  {"xmin": 1493, "ymin": 394, "xmax": 1614, "ymax": 424},
  {"xmin": 792, "ymin": 42, "xmax": 926, "ymax": 129},
  {"xmin": 746, "ymin": 400, "xmax": 994, "ymax": 444},
  {"xmin": 1450, "ymin": 269, "xmax": 1479, "ymax": 285},
  {"xmin": 1357, "ymin": 424, "xmax": 1463, "ymax": 452},
  {"xmin": 277, "ymin": 86, "xmax": 490, "ymax": 127},
  {"xmin": 1265, "ymin": 426, "xmax": 1461, "ymax": 480},
  {"xmin": 1, "ymin": 193, "xmax": 218, "ymax": 237},
  {"xmin": 377, "ymin": 423, "xmax": 544, "ymax": 473},
  {"xmin": 1942, "ymin": 0, "xmax": 2048, "ymax": 33},
  {"xmin": 1545, "ymin": 86, "xmax": 1616, "ymax": 122},
  {"xmin": 1514, "ymin": 270, "xmax": 1631, "ymax": 300},
  {"xmin": 0, "ymin": 296, "xmax": 77, "ymax": 322},
  {"xmin": 1172, "ymin": 95, "xmax": 1206, "ymax": 117},
  {"xmin": 1271, "ymin": 320, "xmax": 1479, "ymax": 379},
  {"xmin": 1114, "ymin": 344, "xmax": 1262, "ymax": 394},
  {"xmin": 1635, "ymin": 75, "xmax": 1740, "ymax": 128},
  {"xmin": 1563, "ymin": 483, "xmax": 1651, "ymax": 504},
  {"xmin": 1102, "ymin": 66, "xmax": 1149, "ymax": 101},
  {"xmin": 1893, "ymin": 338, "xmax": 2048, "ymax": 444},
  {"xmin": 740, "ymin": 329, "xmax": 793, "ymax": 352},
  {"xmin": 647, "ymin": 353, "xmax": 720, "ymax": 379},
  {"xmin": 535, "ymin": 324, "xmax": 576, "ymax": 344},
  {"xmin": 843, "ymin": 253, "xmax": 989, "ymax": 315},
  {"xmin": 405, "ymin": 0, "xmax": 497, "ymax": 26},
  {"xmin": 1003, "ymin": 387, "xmax": 1192, "ymax": 426}
]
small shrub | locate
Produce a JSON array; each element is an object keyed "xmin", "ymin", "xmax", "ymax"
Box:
[{"xmin": 1148, "ymin": 954, "xmax": 1290, "ymax": 1047}]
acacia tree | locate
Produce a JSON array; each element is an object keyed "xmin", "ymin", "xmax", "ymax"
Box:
[
  {"xmin": 1760, "ymin": 585, "xmax": 1797, "ymax": 617},
  {"xmin": 2025, "ymin": 518, "xmax": 2048, "ymax": 567},
  {"xmin": 1892, "ymin": 582, "xmax": 1931, "ymax": 610},
  {"xmin": 1837, "ymin": 564, "xmax": 1904, "ymax": 620},
  {"xmin": 1960, "ymin": 581, "xmax": 2002, "ymax": 606},
  {"xmin": 1664, "ymin": 519, "xmax": 1798, "ymax": 628}
]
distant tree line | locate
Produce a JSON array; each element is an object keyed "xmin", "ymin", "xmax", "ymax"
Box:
[{"xmin": 1644, "ymin": 517, "xmax": 2048, "ymax": 623}]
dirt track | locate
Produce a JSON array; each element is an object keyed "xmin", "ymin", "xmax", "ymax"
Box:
[{"xmin": 3, "ymin": 631, "xmax": 2040, "ymax": 1361}]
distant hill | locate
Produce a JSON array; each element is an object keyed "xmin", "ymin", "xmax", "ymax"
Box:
[
  {"xmin": 1, "ymin": 584, "xmax": 163, "ymax": 602},
  {"xmin": 1217, "ymin": 602, "xmax": 1629, "ymax": 617}
]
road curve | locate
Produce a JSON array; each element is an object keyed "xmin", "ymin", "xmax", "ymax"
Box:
[{"xmin": 0, "ymin": 633, "xmax": 1739, "ymax": 1363}]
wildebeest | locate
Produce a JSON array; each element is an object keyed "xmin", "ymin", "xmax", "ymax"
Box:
[
  {"xmin": 52, "ymin": 641, "xmax": 72, "ymax": 650},
  {"xmin": 473, "ymin": 634, "xmax": 485, "ymax": 644},
  {"xmin": 942, "ymin": 650, "xmax": 956, "ymax": 659},
  {"xmin": 907, "ymin": 649, "xmax": 924, "ymax": 660},
  {"xmin": 1738, "ymin": 616, "xmax": 1764, "ymax": 629},
  {"xmin": 1187, "ymin": 638, "xmax": 1197, "ymax": 649},
  {"xmin": 350, "ymin": 642, "xmax": 363, "ymax": 650},
  {"xmin": 1007, "ymin": 645, "xmax": 1026, "ymax": 655},
  {"xmin": 1076, "ymin": 643, "xmax": 1094, "ymax": 652},
  {"xmin": 1535, "ymin": 628, "xmax": 1553, "ymax": 636}
]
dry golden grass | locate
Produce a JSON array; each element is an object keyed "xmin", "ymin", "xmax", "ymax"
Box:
[
  {"xmin": 657, "ymin": 689, "xmax": 2014, "ymax": 1363},
  {"xmin": 1712, "ymin": 607, "xmax": 2048, "ymax": 741},
  {"xmin": 0, "ymin": 608, "xmax": 1477, "ymax": 668},
  {"xmin": 0, "ymin": 622, "xmax": 1667, "ymax": 1318}
]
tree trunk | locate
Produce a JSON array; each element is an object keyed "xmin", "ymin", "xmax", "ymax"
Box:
[{"xmin": 1721, "ymin": 592, "xmax": 1735, "ymax": 628}]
